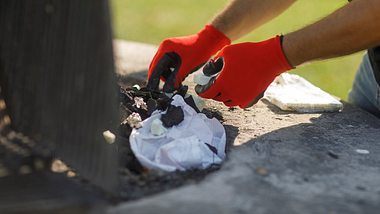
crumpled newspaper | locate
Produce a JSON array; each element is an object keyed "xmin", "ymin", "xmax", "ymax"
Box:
[{"xmin": 130, "ymin": 95, "xmax": 226, "ymax": 171}]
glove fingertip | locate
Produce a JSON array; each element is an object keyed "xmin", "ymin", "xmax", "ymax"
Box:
[{"xmin": 148, "ymin": 53, "xmax": 163, "ymax": 77}]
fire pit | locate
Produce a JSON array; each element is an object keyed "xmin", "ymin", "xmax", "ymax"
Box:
[{"xmin": 116, "ymin": 85, "xmax": 227, "ymax": 200}]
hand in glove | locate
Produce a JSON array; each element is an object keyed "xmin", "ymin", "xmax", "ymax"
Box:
[
  {"xmin": 147, "ymin": 25, "xmax": 230, "ymax": 92},
  {"xmin": 196, "ymin": 36, "xmax": 293, "ymax": 108}
]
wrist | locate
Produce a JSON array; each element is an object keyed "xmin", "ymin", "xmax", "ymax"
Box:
[
  {"xmin": 281, "ymin": 34, "xmax": 307, "ymax": 67},
  {"xmin": 201, "ymin": 25, "xmax": 231, "ymax": 50},
  {"xmin": 272, "ymin": 35, "xmax": 294, "ymax": 72}
]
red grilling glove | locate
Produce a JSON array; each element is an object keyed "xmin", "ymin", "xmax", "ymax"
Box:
[
  {"xmin": 148, "ymin": 25, "xmax": 230, "ymax": 92},
  {"xmin": 196, "ymin": 36, "xmax": 293, "ymax": 108}
]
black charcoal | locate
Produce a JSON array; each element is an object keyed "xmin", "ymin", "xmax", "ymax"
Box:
[
  {"xmin": 156, "ymin": 97, "xmax": 171, "ymax": 111},
  {"xmin": 161, "ymin": 105, "xmax": 184, "ymax": 128},
  {"xmin": 184, "ymin": 96, "xmax": 200, "ymax": 113},
  {"xmin": 175, "ymin": 85, "xmax": 188, "ymax": 97},
  {"xmin": 146, "ymin": 98, "xmax": 158, "ymax": 116},
  {"xmin": 205, "ymin": 143, "xmax": 218, "ymax": 154}
]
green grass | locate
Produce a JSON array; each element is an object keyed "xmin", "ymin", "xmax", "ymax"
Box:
[{"xmin": 111, "ymin": 0, "xmax": 364, "ymax": 100}]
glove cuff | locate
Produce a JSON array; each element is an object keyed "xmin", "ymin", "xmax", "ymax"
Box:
[
  {"xmin": 199, "ymin": 25, "xmax": 231, "ymax": 53},
  {"xmin": 274, "ymin": 35, "xmax": 294, "ymax": 72}
]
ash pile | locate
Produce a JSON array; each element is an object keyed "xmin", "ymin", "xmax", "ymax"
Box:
[{"xmin": 116, "ymin": 84, "xmax": 226, "ymax": 200}]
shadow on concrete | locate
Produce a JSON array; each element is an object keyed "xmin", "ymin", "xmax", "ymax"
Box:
[
  {"xmin": 224, "ymin": 124, "xmax": 239, "ymax": 153},
  {"xmin": 222, "ymin": 107, "xmax": 380, "ymax": 213},
  {"xmin": 109, "ymin": 106, "xmax": 380, "ymax": 214},
  {"xmin": 240, "ymin": 103, "xmax": 380, "ymax": 159}
]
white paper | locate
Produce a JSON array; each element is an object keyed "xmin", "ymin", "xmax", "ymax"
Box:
[
  {"xmin": 264, "ymin": 73, "xmax": 343, "ymax": 113},
  {"xmin": 130, "ymin": 95, "xmax": 226, "ymax": 171}
]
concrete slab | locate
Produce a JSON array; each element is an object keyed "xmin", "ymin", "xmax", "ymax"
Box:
[
  {"xmin": 114, "ymin": 40, "xmax": 156, "ymax": 86},
  {"xmin": 111, "ymin": 40, "xmax": 380, "ymax": 214}
]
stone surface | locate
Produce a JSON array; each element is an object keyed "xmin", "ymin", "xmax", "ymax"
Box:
[
  {"xmin": 0, "ymin": 172, "xmax": 107, "ymax": 214},
  {"xmin": 110, "ymin": 40, "xmax": 380, "ymax": 214},
  {"xmin": 114, "ymin": 40, "xmax": 156, "ymax": 86}
]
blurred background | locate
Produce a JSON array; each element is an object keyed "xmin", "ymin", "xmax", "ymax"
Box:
[{"xmin": 111, "ymin": 0, "xmax": 364, "ymax": 100}]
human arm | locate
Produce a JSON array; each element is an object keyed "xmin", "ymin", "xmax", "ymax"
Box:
[
  {"xmin": 211, "ymin": 0, "xmax": 296, "ymax": 40},
  {"xmin": 148, "ymin": 0, "xmax": 296, "ymax": 91},
  {"xmin": 283, "ymin": 0, "xmax": 380, "ymax": 66},
  {"xmin": 197, "ymin": 0, "xmax": 380, "ymax": 108}
]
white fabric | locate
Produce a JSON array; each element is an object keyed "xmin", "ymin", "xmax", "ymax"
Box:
[
  {"xmin": 130, "ymin": 95, "xmax": 226, "ymax": 172},
  {"xmin": 264, "ymin": 73, "xmax": 343, "ymax": 113}
]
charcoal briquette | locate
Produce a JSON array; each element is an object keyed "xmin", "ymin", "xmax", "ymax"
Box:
[
  {"xmin": 156, "ymin": 97, "xmax": 171, "ymax": 111},
  {"xmin": 119, "ymin": 122, "xmax": 133, "ymax": 138},
  {"xmin": 175, "ymin": 85, "xmax": 188, "ymax": 97},
  {"xmin": 184, "ymin": 96, "xmax": 200, "ymax": 113},
  {"xmin": 161, "ymin": 105, "xmax": 184, "ymax": 128},
  {"xmin": 146, "ymin": 98, "xmax": 158, "ymax": 116}
]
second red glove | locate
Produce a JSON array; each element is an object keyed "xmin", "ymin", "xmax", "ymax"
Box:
[{"xmin": 196, "ymin": 36, "xmax": 293, "ymax": 108}]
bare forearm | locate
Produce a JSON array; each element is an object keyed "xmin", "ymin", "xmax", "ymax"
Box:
[
  {"xmin": 211, "ymin": 0, "xmax": 296, "ymax": 40},
  {"xmin": 283, "ymin": 0, "xmax": 380, "ymax": 67}
]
